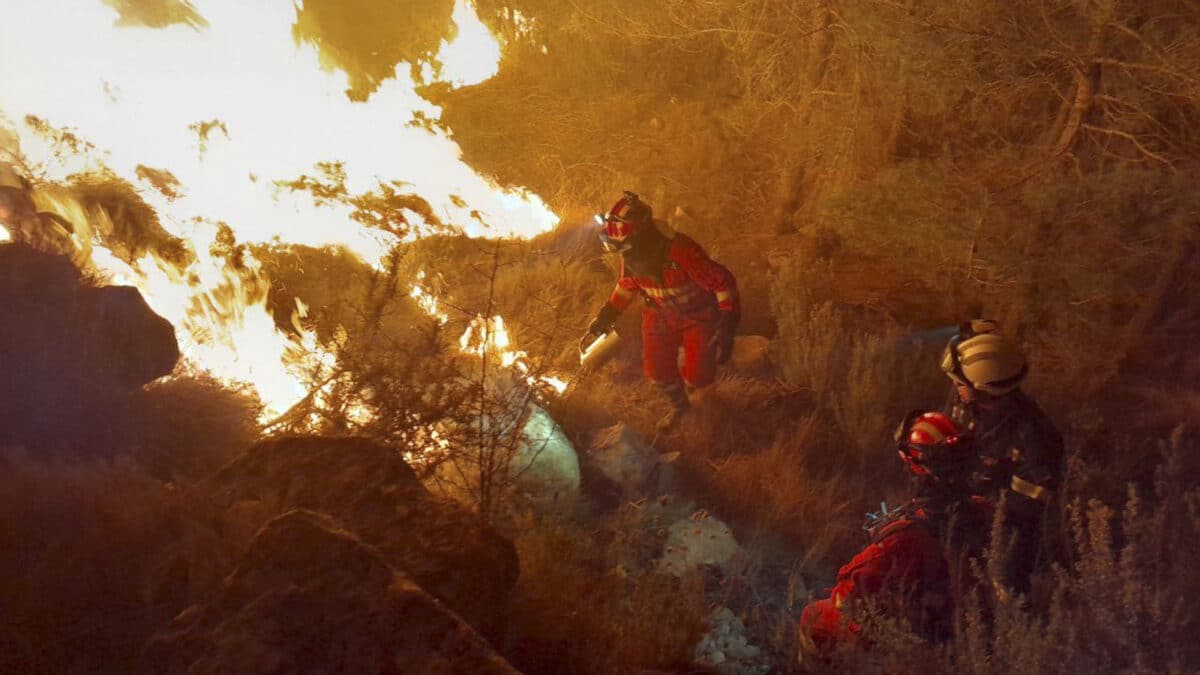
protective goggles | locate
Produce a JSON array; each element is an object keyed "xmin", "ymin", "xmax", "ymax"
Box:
[
  {"xmin": 594, "ymin": 213, "xmax": 633, "ymax": 254},
  {"xmin": 940, "ymin": 334, "xmax": 969, "ymax": 386}
]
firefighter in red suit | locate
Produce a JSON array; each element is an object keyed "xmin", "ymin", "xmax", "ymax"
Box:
[
  {"xmin": 798, "ymin": 411, "xmax": 992, "ymax": 660},
  {"xmin": 582, "ymin": 192, "xmax": 740, "ymax": 430}
]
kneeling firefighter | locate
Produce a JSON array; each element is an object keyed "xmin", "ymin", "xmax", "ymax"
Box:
[
  {"xmin": 799, "ymin": 412, "xmax": 992, "ymax": 659},
  {"xmin": 580, "ymin": 192, "xmax": 740, "ymax": 431}
]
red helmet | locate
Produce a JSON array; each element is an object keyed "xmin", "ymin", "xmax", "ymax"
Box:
[
  {"xmin": 596, "ymin": 191, "xmax": 652, "ymax": 252},
  {"xmin": 894, "ymin": 411, "xmax": 969, "ymax": 478}
]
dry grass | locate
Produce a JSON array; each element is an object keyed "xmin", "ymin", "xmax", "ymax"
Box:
[
  {"xmin": 133, "ymin": 374, "xmax": 260, "ymax": 480},
  {"xmin": 801, "ymin": 434, "xmax": 1200, "ymax": 674},
  {"xmin": 0, "ymin": 452, "xmax": 223, "ymax": 674},
  {"xmin": 0, "ymin": 368, "xmax": 257, "ymax": 674},
  {"xmin": 503, "ymin": 522, "xmax": 710, "ymax": 675}
]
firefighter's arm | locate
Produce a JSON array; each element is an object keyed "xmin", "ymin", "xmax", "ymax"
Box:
[
  {"xmin": 589, "ymin": 276, "xmax": 639, "ymax": 337},
  {"xmin": 674, "ymin": 236, "xmax": 739, "ymax": 314},
  {"xmin": 836, "ymin": 543, "xmax": 890, "ymax": 609},
  {"xmin": 1005, "ymin": 423, "xmax": 1065, "ymax": 513},
  {"xmin": 608, "ymin": 275, "xmax": 640, "ymax": 313}
]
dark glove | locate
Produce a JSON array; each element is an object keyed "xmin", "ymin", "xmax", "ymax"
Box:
[
  {"xmin": 588, "ymin": 303, "xmax": 621, "ymax": 336},
  {"xmin": 710, "ymin": 310, "xmax": 738, "ymax": 365},
  {"xmin": 582, "ymin": 303, "xmax": 621, "ymax": 351}
]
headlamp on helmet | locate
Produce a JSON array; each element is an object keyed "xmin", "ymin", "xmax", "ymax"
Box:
[{"xmin": 596, "ymin": 191, "xmax": 651, "ymax": 253}]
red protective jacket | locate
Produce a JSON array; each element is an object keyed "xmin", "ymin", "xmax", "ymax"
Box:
[
  {"xmin": 606, "ymin": 229, "xmax": 738, "ymax": 320},
  {"xmin": 800, "ymin": 504, "xmax": 950, "ymax": 650}
]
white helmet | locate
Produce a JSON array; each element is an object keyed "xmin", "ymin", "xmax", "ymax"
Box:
[{"xmin": 940, "ymin": 323, "xmax": 1027, "ymax": 395}]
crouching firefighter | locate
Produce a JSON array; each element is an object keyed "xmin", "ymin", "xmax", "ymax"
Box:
[
  {"xmin": 581, "ymin": 192, "xmax": 740, "ymax": 432},
  {"xmin": 940, "ymin": 320, "xmax": 1065, "ymax": 601},
  {"xmin": 799, "ymin": 412, "xmax": 991, "ymax": 661}
]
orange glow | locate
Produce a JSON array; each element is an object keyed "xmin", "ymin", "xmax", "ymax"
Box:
[
  {"xmin": 437, "ymin": 0, "xmax": 502, "ymax": 87},
  {"xmin": 413, "ymin": 273, "xmax": 569, "ymax": 395},
  {"xmin": 0, "ymin": 1, "xmax": 559, "ymax": 417}
]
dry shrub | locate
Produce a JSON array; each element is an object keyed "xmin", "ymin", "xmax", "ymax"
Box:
[
  {"xmin": 548, "ymin": 356, "xmax": 665, "ymax": 447},
  {"xmin": 0, "ymin": 452, "xmax": 216, "ymax": 674},
  {"xmin": 489, "ymin": 251, "xmax": 610, "ymax": 370},
  {"xmin": 405, "ymin": 232, "xmax": 611, "ymax": 373},
  {"xmin": 771, "ymin": 298, "xmax": 946, "ymax": 437},
  {"xmin": 134, "ymin": 374, "xmax": 260, "ymax": 480},
  {"xmin": 768, "ymin": 269, "xmax": 947, "ymax": 488},
  {"xmin": 0, "ymin": 372, "xmax": 255, "ymax": 674},
  {"xmin": 504, "ymin": 523, "xmax": 709, "ymax": 675},
  {"xmin": 667, "ymin": 375, "xmax": 815, "ymax": 461},
  {"xmin": 802, "ymin": 433, "xmax": 1200, "ymax": 674},
  {"xmin": 701, "ymin": 425, "xmax": 860, "ymax": 568}
]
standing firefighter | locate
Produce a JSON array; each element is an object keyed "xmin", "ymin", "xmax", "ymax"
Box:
[
  {"xmin": 799, "ymin": 412, "xmax": 991, "ymax": 660},
  {"xmin": 581, "ymin": 192, "xmax": 739, "ymax": 431},
  {"xmin": 940, "ymin": 320, "xmax": 1065, "ymax": 600}
]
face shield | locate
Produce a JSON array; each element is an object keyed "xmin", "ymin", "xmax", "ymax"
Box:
[{"xmin": 595, "ymin": 213, "xmax": 633, "ymax": 254}]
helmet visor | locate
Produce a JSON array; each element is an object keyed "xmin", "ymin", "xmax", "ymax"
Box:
[
  {"xmin": 940, "ymin": 343, "xmax": 970, "ymax": 387},
  {"xmin": 598, "ymin": 229, "xmax": 632, "ymax": 254}
]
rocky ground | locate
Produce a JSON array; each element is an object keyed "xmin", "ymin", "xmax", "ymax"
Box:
[{"xmin": 0, "ymin": 239, "xmax": 803, "ymax": 674}]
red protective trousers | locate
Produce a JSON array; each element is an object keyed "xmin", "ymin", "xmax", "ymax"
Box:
[
  {"xmin": 799, "ymin": 512, "xmax": 948, "ymax": 651},
  {"xmin": 642, "ymin": 307, "xmax": 719, "ymax": 387}
]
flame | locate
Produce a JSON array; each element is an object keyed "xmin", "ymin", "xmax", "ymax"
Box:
[
  {"xmin": 460, "ymin": 316, "xmax": 569, "ymax": 394},
  {"xmin": 413, "ymin": 274, "xmax": 569, "ymax": 395},
  {"xmin": 435, "ymin": 0, "xmax": 502, "ymax": 87},
  {"xmin": 0, "ymin": 1, "xmax": 559, "ymax": 417},
  {"xmin": 410, "ymin": 271, "xmax": 450, "ymax": 325}
]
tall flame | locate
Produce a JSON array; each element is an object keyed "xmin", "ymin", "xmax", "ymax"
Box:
[{"xmin": 0, "ymin": 1, "xmax": 559, "ymax": 417}]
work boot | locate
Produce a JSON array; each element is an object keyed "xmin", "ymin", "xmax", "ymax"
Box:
[
  {"xmin": 686, "ymin": 384, "xmax": 712, "ymax": 408},
  {"xmin": 655, "ymin": 402, "xmax": 689, "ymax": 434},
  {"xmin": 654, "ymin": 380, "xmax": 690, "ymax": 435}
]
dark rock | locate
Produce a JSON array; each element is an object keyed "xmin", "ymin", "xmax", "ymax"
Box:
[
  {"xmin": 77, "ymin": 284, "xmax": 180, "ymax": 388},
  {"xmin": 0, "ymin": 243, "xmax": 180, "ymax": 452},
  {"xmin": 142, "ymin": 510, "xmax": 520, "ymax": 674},
  {"xmin": 207, "ymin": 436, "xmax": 519, "ymax": 638}
]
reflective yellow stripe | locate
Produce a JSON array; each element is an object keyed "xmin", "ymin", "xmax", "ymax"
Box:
[
  {"xmin": 613, "ymin": 286, "xmax": 635, "ymax": 299},
  {"xmin": 643, "ymin": 287, "xmax": 686, "ymax": 298},
  {"xmin": 1011, "ymin": 475, "xmax": 1050, "ymax": 502},
  {"xmin": 715, "ymin": 290, "xmax": 733, "ymax": 303}
]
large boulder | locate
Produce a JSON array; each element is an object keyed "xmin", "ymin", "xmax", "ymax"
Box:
[
  {"xmin": 728, "ymin": 336, "xmax": 771, "ymax": 374},
  {"xmin": 207, "ymin": 436, "xmax": 519, "ymax": 636},
  {"xmin": 0, "ymin": 242, "xmax": 179, "ymax": 452},
  {"xmin": 658, "ymin": 510, "xmax": 745, "ymax": 577},
  {"xmin": 510, "ymin": 405, "xmax": 580, "ymax": 508},
  {"xmin": 142, "ymin": 510, "xmax": 520, "ymax": 674},
  {"xmin": 582, "ymin": 423, "xmax": 675, "ymax": 506},
  {"xmin": 429, "ymin": 404, "xmax": 580, "ymax": 514}
]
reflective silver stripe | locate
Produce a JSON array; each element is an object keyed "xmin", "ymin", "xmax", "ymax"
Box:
[
  {"xmin": 613, "ymin": 286, "xmax": 636, "ymax": 299},
  {"xmin": 960, "ymin": 351, "xmax": 1005, "ymax": 367},
  {"xmin": 1011, "ymin": 475, "xmax": 1050, "ymax": 502}
]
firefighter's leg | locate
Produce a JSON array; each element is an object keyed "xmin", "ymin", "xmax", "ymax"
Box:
[
  {"xmin": 643, "ymin": 310, "xmax": 687, "ymax": 431},
  {"xmin": 680, "ymin": 314, "xmax": 720, "ymax": 403}
]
